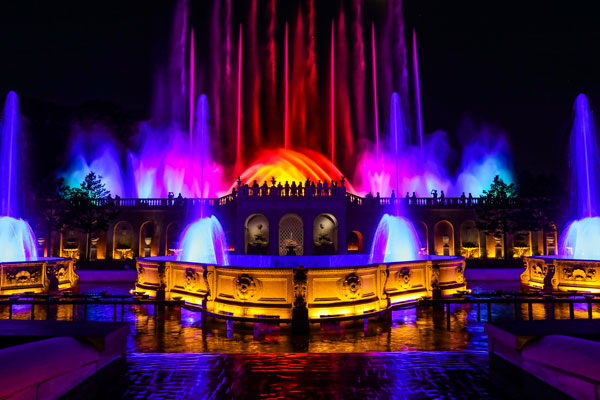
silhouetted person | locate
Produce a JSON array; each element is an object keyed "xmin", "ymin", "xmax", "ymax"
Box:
[
  {"xmin": 468, "ymin": 193, "xmax": 473, "ymax": 205},
  {"xmin": 261, "ymin": 181, "xmax": 268, "ymax": 196},
  {"xmin": 168, "ymin": 192, "xmax": 174, "ymax": 206},
  {"xmin": 366, "ymin": 192, "xmax": 373, "ymax": 199},
  {"xmin": 115, "ymin": 195, "xmax": 121, "ymax": 206},
  {"xmin": 176, "ymin": 193, "xmax": 183, "ymax": 205},
  {"xmin": 285, "ymin": 181, "xmax": 290, "ymax": 196},
  {"xmin": 340, "ymin": 176, "xmax": 346, "ymax": 187},
  {"xmin": 317, "ymin": 180, "xmax": 323, "ymax": 195},
  {"xmin": 440, "ymin": 190, "xmax": 445, "ymax": 203},
  {"xmin": 460, "ymin": 192, "xmax": 466, "ymax": 204},
  {"xmin": 291, "ymin": 181, "xmax": 297, "ymax": 196},
  {"xmin": 277, "ymin": 182, "xmax": 283, "ymax": 196},
  {"xmin": 431, "ymin": 189, "xmax": 437, "ymax": 199},
  {"xmin": 323, "ymin": 180, "xmax": 329, "ymax": 195}
]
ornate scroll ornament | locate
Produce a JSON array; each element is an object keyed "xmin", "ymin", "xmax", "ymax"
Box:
[
  {"xmin": 184, "ymin": 268, "xmax": 200, "ymax": 290},
  {"xmin": 203, "ymin": 270, "xmax": 214, "ymax": 299},
  {"xmin": 137, "ymin": 264, "xmax": 145, "ymax": 284},
  {"xmin": 455, "ymin": 264, "xmax": 465, "ymax": 284},
  {"xmin": 396, "ymin": 268, "xmax": 412, "ymax": 289},
  {"xmin": 4, "ymin": 267, "xmax": 41, "ymax": 286},
  {"xmin": 293, "ymin": 269, "xmax": 308, "ymax": 307},
  {"xmin": 562, "ymin": 266, "xmax": 597, "ymax": 282},
  {"xmin": 342, "ymin": 273, "xmax": 362, "ymax": 299},
  {"xmin": 430, "ymin": 265, "xmax": 440, "ymax": 290},
  {"xmin": 234, "ymin": 274, "xmax": 258, "ymax": 300},
  {"xmin": 55, "ymin": 266, "xmax": 67, "ymax": 281},
  {"xmin": 531, "ymin": 263, "xmax": 547, "ymax": 280}
]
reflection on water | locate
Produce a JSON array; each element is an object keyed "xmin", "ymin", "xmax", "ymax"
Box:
[{"xmin": 3, "ymin": 280, "xmax": 600, "ymax": 353}]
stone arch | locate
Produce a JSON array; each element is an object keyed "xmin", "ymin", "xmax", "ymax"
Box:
[
  {"xmin": 165, "ymin": 222, "xmax": 181, "ymax": 256},
  {"xmin": 415, "ymin": 221, "xmax": 428, "ymax": 254},
  {"xmin": 313, "ymin": 214, "xmax": 338, "ymax": 255},
  {"xmin": 485, "ymin": 234, "xmax": 504, "ymax": 259},
  {"xmin": 113, "ymin": 221, "xmax": 135, "ymax": 259},
  {"xmin": 245, "ymin": 214, "xmax": 269, "ymax": 254},
  {"xmin": 512, "ymin": 231, "xmax": 532, "ymax": 258},
  {"xmin": 433, "ymin": 220, "xmax": 455, "ymax": 256},
  {"xmin": 279, "ymin": 213, "xmax": 304, "ymax": 255},
  {"xmin": 139, "ymin": 221, "xmax": 160, "ymax": 257},
  {"xmin": 347, "ymin": 230, "xmax": 363, "ymax": 253},
  {"xmin": 460, "ymin": 220, "xmax": 480, "ymax": 258},
  {"xmin": 62, "ymin": 229, "xmax": 81, "ymax": 259}
]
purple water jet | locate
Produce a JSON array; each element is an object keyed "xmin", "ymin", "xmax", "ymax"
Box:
[
  {"xmin": 559, "ymin": 94, "xmax": 600, "ymax": 259},
  {"xmin": 177, "ymin": 216, "xmax": 229, "ymax": 265},
  {"xmin": 0, "ymin": 92, "xmax": 38, "ymax": 262},
  {"xmin": 369, "ymin": 214, "xmax": 422, "ymax": 263}
]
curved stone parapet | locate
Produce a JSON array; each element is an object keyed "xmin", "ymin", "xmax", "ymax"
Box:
[
  {"xmin": 0, "ymin": 257, "xmax": 79, "ymax": 294},
  {"xmin": 135, "ymin": 255, "xmax": 466, "ymax": 321},
  {"xmin": 524, "ymin": 255, "xmax": 600, "ymax": 292}
]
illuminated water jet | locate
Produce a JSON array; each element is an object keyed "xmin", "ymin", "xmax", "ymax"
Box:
[
  {"xmin": 0, "ymin": 91, "xmax": 38, "ymax": 262},
  {"xmin": 177, "ymin": 216, "xmax": 229, "ymax": 265},
  {"xmin": 369, "ymin": 214, "xmax": 422, "ymax": 264},
  {"xmin": 235, "ymin": 148, "xmax": 355, "ymax": 192},
  {"xmin": 559, "ymin": 94, "xmax": 600, "ymax": 259}
]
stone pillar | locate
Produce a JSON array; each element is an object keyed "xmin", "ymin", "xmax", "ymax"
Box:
[
  {"xmin": 106, "ymin": 223, "xmax": 115, "ymax": 260},
  {"xmin": 292, "ymin": 268, "xmax": 309, "ymax": 335},
  {"xmin": 269, "ymin": 215, "xmax": 279, "ymax": 256},
  {"xmin": 303, "ymin": 216, "xmax": 313, "ymax": 256}
]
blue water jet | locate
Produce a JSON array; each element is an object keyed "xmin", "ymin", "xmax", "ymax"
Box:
[
  {"xmin": 369, "ymin": 214, "xmax": 422, "ymax": 263},
  {"xmin": 0, "ymin": 92, "xmax": 38, "ymax": 262},
  {"xmin": 177, "ymin": 216, "xmax": 229, "ymax": 265},
  {"xmin": 559, "ymin": 94, "xmax": 600, "ymax": 259}
]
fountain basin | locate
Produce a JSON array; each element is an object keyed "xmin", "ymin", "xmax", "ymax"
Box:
[
  {"xmin": 136, "ymin": 255, "xmax": 465, "ymax": 321},
  {"xmin": 523, "ymin": 255, "xmax": 600, "ymax": 292},
  {"xmin": 0, "ymin": 258, "xmax": 79, "ymax": 295}
]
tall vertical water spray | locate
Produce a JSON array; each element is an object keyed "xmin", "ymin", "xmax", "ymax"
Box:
[
  {"xmin": 0, "ymin": 92, "xmax": 38, "ymax": 262},
  {"xmin": 369, "ymin": 92, "xmax": 422, "ymax": 264},
  {"xmin": 560, "ymin": 94, "xmax": 600, "ymax": 259},
  {"xmin": 176, "ymin": 95, "xmax": 229, "ymax": 264}
]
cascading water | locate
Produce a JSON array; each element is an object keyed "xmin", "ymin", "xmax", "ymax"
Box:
[
  {"xmin": 176, "ymin": 216, "xmax": 229, "ymax": 265},
  {"xmin": 560, "ymin": 94, "xmax": 600, "ymax": 259},
  {"xmin": 369, "ymin": 214, "xmax": 422, "ymax": 264},
  {"xmin": 0, "ymin": 91, "xmax": 38, "ymax": 262}
]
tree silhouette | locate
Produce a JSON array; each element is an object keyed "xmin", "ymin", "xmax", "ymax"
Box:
[{"xmin": 62, "ymin": 172, "xmax": 118, "ymax": 260}]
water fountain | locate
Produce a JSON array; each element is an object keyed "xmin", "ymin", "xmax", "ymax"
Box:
[
  {"xmin": 135, "ymin": 91, "xmax": 466, "ymax": 322},
  {"xmin": 523, "ymin": 94, "xmax": 600, "ymax": 291},
  {"xmin": 0, "ymin": 92, "xmax": 78, "ymax": 293}
]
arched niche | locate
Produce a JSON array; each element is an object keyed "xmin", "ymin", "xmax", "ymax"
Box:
[
  {"xmin": 415, "ymin": 221, "xmax": 428, "ymax": 254},
  {"xmin": 245, "ymin": 214, "xmax": 269, "ymax": 254},
  {"xmin": 313, "ymin": 214, "xmax": 338, "ymax": 255},
  {"xmin": 113, "ymin": 221, "xmax": 134, "ymax": 259},
  {"xmin": 139, "ymin": 221, "xmax": 160, "ymax": 257},
  {"xmin": 279, "ymin": 214, "xmax": 304, "ymax": 255},
  {"xmin": 460, "ymin": 220, "xmax": 480, "ymax": 258},
  {"xmin": 165, "ymin": 222, "xmax": 181, "ymax": 256},
  {"xmin": 433, "ymin": 220, "xmax": 455, "ymax": 256},
  {"xmin": 347, "ymin": 230, "xmax": 363, "ymax": 253}
]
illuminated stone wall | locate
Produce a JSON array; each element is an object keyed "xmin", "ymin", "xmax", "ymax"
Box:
[{"xmin": 136, "ymin": 256, "xmax": 466, "ymax": 321}]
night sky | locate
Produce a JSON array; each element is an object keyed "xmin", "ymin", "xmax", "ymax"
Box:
[{"xmin": 1, "ymin": 0, "xmax": 599, "ymax": 184}]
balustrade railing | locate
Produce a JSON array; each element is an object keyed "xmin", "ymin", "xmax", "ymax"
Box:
[{"xmin": 86, "ymin": 192, "xmax": 510, "ymax": 208}]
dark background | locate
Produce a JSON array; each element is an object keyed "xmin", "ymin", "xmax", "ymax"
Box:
[{"xmin": 1, "ymin": 0, "xmax": 599, "ymax": 189}]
